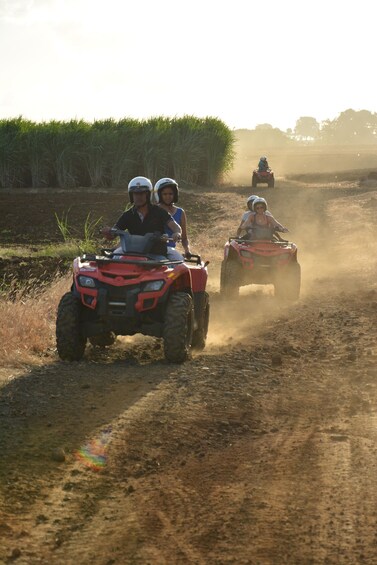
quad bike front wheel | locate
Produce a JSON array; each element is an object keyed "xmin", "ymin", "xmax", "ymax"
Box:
[
  {"xmin": 220, "ymin": 259, "xmax": 241, "ymax": 298},
  {"xmin": 163, "ymin": 292, "xmax": 194, "ymax": 363},
  {"xmin": 251, "ymin": 173, "xmax": 258, "ymax": 188},
  {"xmin": 191, "ymin": 291, "xmax": 210, "ymax": 351},
  {"xmin": 56, "ymin": 292, "xmax": 87, "ymax": 361},
  {"xmin": 268, "ymin": 176, "xmax": 275, "ymax": 188}
]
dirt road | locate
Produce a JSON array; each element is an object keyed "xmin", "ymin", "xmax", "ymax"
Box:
[{"xmin": 1, "ymin": 178, "xmax": 377, "ymax": 564}]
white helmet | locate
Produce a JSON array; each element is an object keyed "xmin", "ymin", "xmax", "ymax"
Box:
[
  {"xmin": 260, "ymin": 156, "xmax": 267, "ymax": 161},
  {"xmin": 252, "ymin": 197, "xmax": 268, "ymax": 211},
  {"xmin": 247, "ymin": 194, "xmax": 259, "ymax": 210},
  {"xmin": 127, "ymin": 176, "xmax": 153, "ymax": 203},
  {"xmin": 153, "ymin": 177, "xmax": 179, "ymax": 203}
]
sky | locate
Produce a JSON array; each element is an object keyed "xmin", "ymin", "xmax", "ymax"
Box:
[{"xmin": 0, "ymin": 0, "xmax": 376, "ymax": 132}]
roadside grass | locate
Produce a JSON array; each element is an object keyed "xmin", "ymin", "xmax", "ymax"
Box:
[
  {"xmin": 0, "ymin": 274, "xmax": 71, "ymax": 367},
  {"xmin": 0, "ymin": 211, "xmax": 103, "ymax": 259},
  {"xmin": 0, "ymin": 242, "xmax": 98, "ymax": 259},
  {"xmin": 0, "ymin": 212, "xmax": 104, "ymax": 366}
]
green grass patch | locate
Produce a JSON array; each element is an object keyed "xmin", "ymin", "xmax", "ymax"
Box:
[{"xmin": 0, "ymin": 240, "xmax": 99, "ymax": 260}]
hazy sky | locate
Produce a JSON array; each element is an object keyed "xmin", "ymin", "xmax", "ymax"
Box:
[{"xmin": 1, "ymin": 0, "xmax": 375, "ymax": 131}]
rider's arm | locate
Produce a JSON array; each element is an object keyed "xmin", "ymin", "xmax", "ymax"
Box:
[
  {"xmin": 236, "ymin": 211, "xmax": 251, "ymax": 236},
  {"xmin": 269, "ymin": 214, "xmax": 287, "ymax": 232},
  {"xmin": 236, "ymin": 220, "xmax": 247, "ymax": 237},
  {"xmin": 240, "ymin": 213, "xmax": 253, "ymax": 231},
  {"xmin": 236, "ymin": 222, "xmax": 244, "ymax": 237},
  {"xmin": 167, "ymin": 217, "xmax": 182, "ymax": 242},
  {"xmin": 180, "ymin": 210, "xmax": 191, "ymax": 254},
  {"xmin": 102, "ymin": 210, "xmax": 130, "ymax": 240}
]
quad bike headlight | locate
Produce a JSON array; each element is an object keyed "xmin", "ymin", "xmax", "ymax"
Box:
[
  {"xmin": 142, "ymin": 280, "xmax": 165, "ymax": 292},
  {"xmin": 78, "ymin": 275, "xmax": 96, "ymax": 288}
]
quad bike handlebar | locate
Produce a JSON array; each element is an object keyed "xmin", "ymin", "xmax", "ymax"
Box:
[
  {"xmin": 95, "ymin": 228, "xmax": 207, "ymax": 266},
  {"xmin": 229, "ymin": 229, "xmax": 290, "ymax": 245},
  {"xmin": 102, "ymin": 227, "xmax": 181, "ymax": 243}
]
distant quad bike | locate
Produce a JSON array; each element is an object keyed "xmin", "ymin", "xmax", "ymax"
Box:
[
  {"xmin": 220, "ymin": 231, "xmax": 300, "ymax": 300},
  {"xmin": 251, "ymin": 168, "xmax": 275, "ymax": 188},
  {"xmin": 56, "ymin": 230, "xmax": 210, "ymax": 363}
]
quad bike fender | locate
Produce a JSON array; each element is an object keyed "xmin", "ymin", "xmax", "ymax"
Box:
[
  {"xmin": 189, "ymin": 265, "xmax": 208, "ymax": 293},
  {"xmin": 253, "ymin": 169, "xmax": 274, "ymax": 179},
  {"xmin": 223, "ymin": 241, "xmax": 230, "ymax": 260},
  {"xmin": 135, "ymin": 265, "xmax": 193, "ymax": 313},
  {"xmin": 227, "ymin": 241, "xmax": 242, "ymax": 261},
  {"xmin": 167, "ymin": 266, "xmax": 193, "ymax": 295}
]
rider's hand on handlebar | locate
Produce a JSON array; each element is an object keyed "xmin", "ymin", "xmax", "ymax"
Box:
[
  {"xmin": 101, "ymin": 226, "xmax": 116, "ymax": 240},
  {"xmin": 172, "ymin": 232, "xmax": 182, "ymax": 243}
]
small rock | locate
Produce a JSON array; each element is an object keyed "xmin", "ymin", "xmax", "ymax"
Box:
[
  {"xmin": 271, "ymin": 354, "xmax": 283, "ymax": 366},
  {"xmin": 51, "ymin": 448, "xmax": 66, "ymax": 463},
  {"xmin": 11, "ymin": 548, "xmax": 21, "ymax": 559},
  {"xmin": 63, "ymin": 482, "xmax": 75, "ymax": 491}
]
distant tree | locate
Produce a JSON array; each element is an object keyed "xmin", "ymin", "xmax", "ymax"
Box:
[
  {"xmin": 254, "ymin": 126, "xmax": 293, "ymax": 147},
  {"xmin": 320, "ymin": 109, "xmax": 377, "ymax": 144},
  {"xmin": 234, "ymin": 126, "xmax": 294, "ymax": 163},
  {"xmin": 255, "ymin": 123, "xmax": 273, "ymax": 130},
  {"xmin": 294, "ymin": 117, "xmax": 320, "ymax": 139}
]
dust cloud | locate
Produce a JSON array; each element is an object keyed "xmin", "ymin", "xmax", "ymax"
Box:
[
  {"xmin": 227, "ymin": 144, "xmax": 377, "ymax": 186},
  {"xmin": 202, "ymin": 175, "xmax": 377, "ymax": 350}
]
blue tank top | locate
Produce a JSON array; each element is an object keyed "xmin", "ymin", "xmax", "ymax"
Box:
[{"xmin": 166, "ymin": 208, "xmax": 183, "ymax": 247}]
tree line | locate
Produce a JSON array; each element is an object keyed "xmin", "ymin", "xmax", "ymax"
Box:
[{"xmin": 236, "ymin": 109, "xmax": 377, "ymax": 147}]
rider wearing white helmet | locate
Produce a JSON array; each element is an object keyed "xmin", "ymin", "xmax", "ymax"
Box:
[
  {"xmin": 240, "ymin": 197, "xmax": 288, "ymax": 240},
  {"xmin": 154, "ymin": 177, "xmax": 191, "ymax": 260},
  {"xmin": 153, "ymin": 177, "xmax": 179, "ymax": 204},
  {"xmin": 101, "ymin": 176, "xmax": 182, "ymax": 257},
  {"xmin": 236, "ymin": 194, "xmax": 272, "ymax": 237}
]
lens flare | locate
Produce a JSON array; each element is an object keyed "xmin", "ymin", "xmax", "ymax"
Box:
[{"xmin": 75, "ymin": 427, "xmax": 112, "ymax": 471}]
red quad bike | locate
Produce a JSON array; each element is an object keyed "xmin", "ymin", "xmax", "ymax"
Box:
[
  {"xmin": 220, "ymin": 231, "xmax": 300, "ymax": 300},
  {"xmin": 56, "ymin": 230, "xmax": 210, "ymax": 363},
  {"xmin": 251, "ymin": 168, "xmax": 275, "ymax": 188}
]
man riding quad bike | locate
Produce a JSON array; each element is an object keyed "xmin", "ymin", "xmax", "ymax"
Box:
[{"xmin": 56, "ymin": 230, "xmax": 210, "ymax": 363}]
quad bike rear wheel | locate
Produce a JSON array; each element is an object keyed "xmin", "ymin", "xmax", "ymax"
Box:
[
  {"xmin": 220, "ymin": 259, "xmax": 241, "ymax": 298},
  {"xmin": 163, "ymin": 292, "xmax": 194, "ymax": 363},
  {"xmin": 191, "ymin": 291, "xmax": 210, "ymax": 351},
  {"xmin": 268, "ymin": 177, "xmax": 275, "ymax": 188},
  {"xmin": 274, "ymin": 262, "xmax": 301, "ymax": 301},
  {"xmin": 56, "ymin": 292, "xmax": 87, "ymax": 361},
  {"xmin": 251, "ymin": 173, "xmax": 258, "ymax": 188}
]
